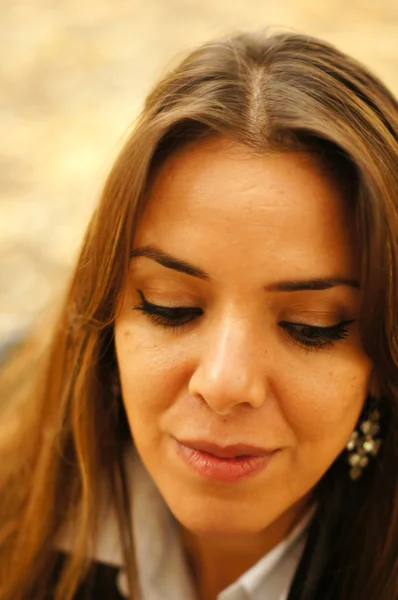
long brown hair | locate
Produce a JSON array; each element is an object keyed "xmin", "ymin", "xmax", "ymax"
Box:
[{"xmin": 0, "ymin": 30, "xmax": 397, "ymax": 600}]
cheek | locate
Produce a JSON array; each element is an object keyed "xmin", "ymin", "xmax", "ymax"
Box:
[
  {"xmin": 114, "ymin": 321, "xmax": 188, "ymax": 436},
  {"xmin": 276, "ymin": 352, "xmax": 372, "ymax": 446}
]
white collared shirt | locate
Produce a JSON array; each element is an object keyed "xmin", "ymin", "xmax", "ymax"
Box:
[{"xmin": 58, "ymin": 448, "xmax": 312, "ymax": 600}]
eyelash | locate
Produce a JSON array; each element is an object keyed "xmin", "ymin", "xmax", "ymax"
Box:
[{"xmin": 133, "ymin": 290, "xmax": 354, "ymax": 351}]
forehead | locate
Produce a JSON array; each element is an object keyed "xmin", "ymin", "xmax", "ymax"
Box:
[{"xmin": 135, "ymin": 137, "xmax": 357, "ymax": 282}]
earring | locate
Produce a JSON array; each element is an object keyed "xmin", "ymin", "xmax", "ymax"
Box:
[{"xmin": 346, "ymin": 406, "xmax": 381, "ymax": 480}]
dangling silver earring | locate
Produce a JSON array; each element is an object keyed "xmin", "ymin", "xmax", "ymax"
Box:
[{"xmin": 346, "ymin": 405, "xmax": 381, "ymax": 480}]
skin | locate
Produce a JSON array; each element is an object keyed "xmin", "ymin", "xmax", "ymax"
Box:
[{"xmin": 114, "ymin": 136, "xmax": 375, "ymax": 600}]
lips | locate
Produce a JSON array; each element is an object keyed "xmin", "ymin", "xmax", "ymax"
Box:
[
  {"xmin": 173, "ymin": 438, "xmax": 276, "ymax": 482},
  {"xmin": 175, "ymin": 439, "xmax": 272, "ymax": 459}
]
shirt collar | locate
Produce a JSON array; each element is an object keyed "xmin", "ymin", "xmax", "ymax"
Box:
[{"xmin": 220, "ymin": 510, "xmax": 313, "ymax": 600}]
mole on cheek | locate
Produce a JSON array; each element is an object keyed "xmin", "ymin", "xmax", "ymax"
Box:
[{"xmin": 123, "ymin": 328, "xmax": 133, "ymax": 340}]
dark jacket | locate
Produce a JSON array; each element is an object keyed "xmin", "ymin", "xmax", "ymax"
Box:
[{"xmin": 48, "ymin": 552, "xmax": 125, "ymax": 600}]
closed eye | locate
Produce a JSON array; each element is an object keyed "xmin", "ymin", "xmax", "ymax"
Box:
[
  {"xmin": 134, "ymin": 290, "xmax": 202, "ymax": 328},
  {"xmin": 279, "ymin": 320, "xmax": 355, "ymax": 350}
]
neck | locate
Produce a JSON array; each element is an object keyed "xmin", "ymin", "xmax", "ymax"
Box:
[{"xmin": 180, "ymin": 499, "xmax": 310, "ymax": 600}]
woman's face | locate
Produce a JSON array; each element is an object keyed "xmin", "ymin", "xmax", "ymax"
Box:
[{"xmin": 114, "ymin": 137, "xmax": 374, "ymax": 537}]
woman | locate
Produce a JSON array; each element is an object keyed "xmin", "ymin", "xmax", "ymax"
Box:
[{"xmin": 0, "ymin": 30, "xmax": 397, "ymax": 600}]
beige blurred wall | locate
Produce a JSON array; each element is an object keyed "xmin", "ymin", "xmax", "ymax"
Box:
[{"xmin": 1, "ymin": 0, "xmax": 397, "ymax": 353}]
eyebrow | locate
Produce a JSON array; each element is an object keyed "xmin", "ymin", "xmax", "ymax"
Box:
[
  {"xmin": 130, "ymin": 245, "xmax": 359, "ymax": 290},
  {"xmin": 266, "ymin": 277, "xmax": 359, "ymax": 292},
  {"xmin": 130, "ymin": 245, "xmax": 209, "ymax": 280}
]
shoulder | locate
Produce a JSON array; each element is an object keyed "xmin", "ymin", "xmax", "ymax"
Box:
[{"xmin": 47, "ymin": 551, "xmax": 126, "ymax": 600}]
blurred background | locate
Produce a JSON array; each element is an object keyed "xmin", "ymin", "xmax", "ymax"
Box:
[{"xmin": 1, "ymin": 0, "xmax": 398, "ymax": 363}]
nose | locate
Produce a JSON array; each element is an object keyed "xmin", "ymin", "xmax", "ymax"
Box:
[{"xmin": 188, "ymin": 314, "xmax": 267, "ymax": 415}]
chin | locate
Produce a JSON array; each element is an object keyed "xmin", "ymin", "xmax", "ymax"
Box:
[{"xmin": 168, "ymin": 496, "xmax": 272, "ymax": 537}]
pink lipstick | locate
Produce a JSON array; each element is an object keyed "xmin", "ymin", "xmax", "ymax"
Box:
[{"xmin": 174, "ymin": 439, "xmax": 276, "ymax": 483}]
